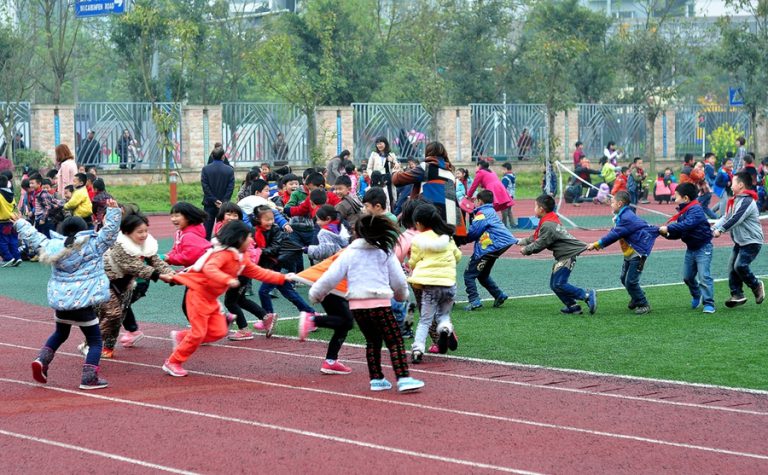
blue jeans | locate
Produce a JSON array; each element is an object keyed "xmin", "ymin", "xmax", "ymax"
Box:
[
  {"xmin": 412, "ymin": 285, "xmax": 455, "ymax": 353},
  {"xmin": 549, "ymin": 258, "xmax": 587, "ymax": 307},
  {"xmin": 728, "ymin": 243, "xmax": 761, "ymax": 296},
  {"xmin": 0, "ymin": 223, "xmax": 20, "ymax": 261},
  {"xmin": 259, "ymin": 281, "xmax": 315, "ymax": 314},
  {"xmin": 621, "ymin": 256, "xmax": 648, "ymax": 306},
  {"xmin": 391, "ymin": 298, "xmax": 408, "ymax": 332},
  {"xmin": 684, "ymin": 243, "xmax": 714, "ymax": 306},
  {"xmin": 463, "ymin": 247, "xmax": 510, "ymax": 304}
]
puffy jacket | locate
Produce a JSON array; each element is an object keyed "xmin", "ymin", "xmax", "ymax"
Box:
[
  {"xmin": 15, "ymin": 207, "xmax": 121, "ymax": 310},
  {"xmin": 63, "ymin": 186, "xmax": 92, "ymax": 218},
  {"xmin": 714, "ymin": 193, "xmax": 764, "ymax": 246},
  {"xmin": 0, "ymin": 187, "xmax": 15, "ymax": 221},
  {"xmin": 466, "ymin": 168, "xmax": 514, "ymax": 211},
  {"xmin": 307, "ymin": 225, "xmax": 349, "ymax": 262},
  {"xmin": 665, "ymin": 202, "xmax": 712, "ymax": 250},
  {"xmin": 408, "ymin": 231, "xmax": 462, "ymax": 287},
  {"xmin": 256, "ymin": 223, "xmax": 285, "ymax": 270},
  {"xmin": 166, "ymin": 224, "xmax": 210, "ymax": 267},
  {"xmin": 595, "ymin": 206, "xmax": 658, "ymax": 257},
  {"xmin": 466, "ymin": 203, "xmax": 517, "ymax": 257}
]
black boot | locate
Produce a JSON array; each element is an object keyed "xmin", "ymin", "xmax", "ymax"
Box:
[
  {"xmin": 79, "ymin": 364, "xmax": 108, "ymax": 390},
  {"xmin": 31, "ymin": 346, "xmax": 55, "ymax": 383}
]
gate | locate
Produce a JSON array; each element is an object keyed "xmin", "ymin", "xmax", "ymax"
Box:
[
  {"xmin": 470, "ymin": 104, "xmax": 548, "ymax": 161},
  {"xmin": 351, "ymin": 103, "xmax": 432, "ymax": 163},
  {"xmin": 675, "ymin": 105, "xmax": 751, "ymax": 157},
  {"xmin": 0, "ymin": 102, "xmax": 31, "ymax": 153},
  {"xmin": 221, "ymin": 103, "xmax": 308, "ymax": 166},
  {"xmin": 74, "ymin": 102, "xmax": 182, "ymax": 169},
  {"xmin": 578, "ymin": 104, "xmax": 646, "ymax": 159}
]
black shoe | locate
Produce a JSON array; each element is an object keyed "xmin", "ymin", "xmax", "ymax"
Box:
[
  {"xmin": 448, "ymin": 331, "xmax": 458, "ymax": 351},
  {"xmin": 725, "ymin": 295, "xmax": 747, "ymax": 308},
  {"xmin": 400, "ymin": 329, "xmax": 414, "ymax": 339},
  {"xmin": 437, "ymin": 329, "xmax": 449, "ymax": 354},
  {"xmin": 411, "ymin": 350, "xmax": 423, "ymax": 364},
  {"xmin": 560, "ymin": 305, "xmax": 583, "ymax": 315},
  {"xmin": 634, "ymin": 305, "xmax": 651, "ymax": 315},
  {"xmin": 628, "ymin": 301, "xmax": 637, "ymax": 310}
]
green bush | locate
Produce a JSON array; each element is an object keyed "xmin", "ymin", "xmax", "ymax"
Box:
[
  {"xmin": 707, "ymin": 123, "xmax": 745, "ymax": 163},
  {"xmin": 14, "ymin": 149, "xmax": 53, "ymax": 171}
]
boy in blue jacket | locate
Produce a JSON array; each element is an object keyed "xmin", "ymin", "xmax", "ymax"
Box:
[
  {"xmin": 464, "ymin": 190, "xmax": 517, "ymax": 310},
  {"xmin": 658, "ymin": 183, "xmax": 716, "ymax": 313},
  {"xmin": 587, "ymin": 191, "xmax": 659, "ymax": 314}
]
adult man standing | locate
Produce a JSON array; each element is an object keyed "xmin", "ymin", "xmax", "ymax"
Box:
[
  {"xmin": 78, "ymin": 129, "xmax": 101, "ymax": 167},
  {"xmin": 201, "ymin": 147, "xmax": 235, "ymax": 239},
  {"xmin": 272, "ymin": 132, "xmax": 288, "ymax": 162},
  {"xmin": 0, "ymin": 132, "xmax": 25, "ymax": 158}
]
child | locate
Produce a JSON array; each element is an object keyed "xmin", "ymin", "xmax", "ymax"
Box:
[
  {"xmin": 712, "ymin": 157, "xmax": 734, "ymax": 217},
  {"xmin": 408, "ymin": 204, "xmax": 461, "ymax": 363},
  {"xmin": 587, "ymin": 191, "xmax": 658, "ymax": 314},
  {"xmin": 466, "ymin": 160, "xmax": 513, "ymax": 212},
  {"xmin": 33, "ymin": 177, "xmax": 59, "ymax": 238},
  {"xmin": 308, "ymin": 215, "xmax": 424, "ymax": 393},
  {"xmin": 713, "ymin": 171, "xmax": 764, "ymax": 308},
  {"xmin": 85, "ymin": 173, "xmax": 97, "ymax": 200},
  {"xmin": 0, "ymin": 175, "xmax": 22, "ymax": 267},
  {"xmin": 599, "ymin": 156, "xmax": 616, "ymax": 190},
  {"xmin": 612, "ymin": 166, "xmax": 629, "ymax": 195},
  {"xmin": 654, "ymin": 172, "xmax": 673, "ymax": 204},
  {"xmin": 455, "ymin": 168, "xmax": 472, "ymax": 202},
  {"xmin": 17, "ymin": 200, "xmax": 121, "ymax": 389},
  {"xmin": 518, "ymin": 194, "xmax": 596, "ymax": 315},
  {"xmin": 91, "ymin": 178, "xmax": 113, "ymax": 230},
  {"xmin": 163, "ymin": 221, "xmax": 288, "ymax": 377},
  {"xmin": 658, "ymin": 183, "xmax": 716, "ymax": 314},
  {"xmin": 501, "ymin": 162, "xmax": 517, "ymax": 228},
  {"xmin": 215, "ymin": 203, "xmax": 270, "ymax": 340},
  {"xmin": 334, "ymin": 175, "xmax": 363, "ymax": 233},
  {"xmin": 362, "ymin": 187, "xmax": 397, "ymax": 223},
  {"xmin": 305, "ymin": 205, "xmax": 349, "ymax": 262},
  {"xmin": 344, "ymin": 162, "xmax": 359, "ymax": 197},
  {"xmin": 594, "ymin": 183, "xmax": 611, "ymax": 204},
  {"xmin": 394, "ymin": 198, "xmax": 428, "ymax": 345},
  {"xmin": 253, "ymin": 205, "xmax": 315, "ymax": 333},
  {"xmin": 63, "ymin": 172, "xmax": 93, "ymax": 225},
  {"xmin": 464, "ymin": 190, "xmax": 518, "ymax": 311}
]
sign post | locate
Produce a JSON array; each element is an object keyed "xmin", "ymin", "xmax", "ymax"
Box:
[
  {"xmin": 75, "ymin": 0, "xmax": 126, "ymax": 18},
  {"xmin": 729, "ymin": 87, "xmax": 744, "ymax": 107}
]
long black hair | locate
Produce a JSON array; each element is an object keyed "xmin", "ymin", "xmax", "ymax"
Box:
[
  {"xmin": 170, "ymin": 202, "xmax": 207, "ymax": 225},
  {"xmin": 215, "ymin": 220, "xmax": 251, "ymax": 249},
  {"xmin": 399, "ymin": 196, "xmax": 428, "ymax": 229},
  {"xmin": 355, "ymin": 214, "xmax": 399, "ymax": 252},
  {"xmin": 413, "ymin": 204, "xmax": 456, "ymax": 236},
  {"xmin": 120, "ymin": 213, "xmax": 149, "ymax": 235},
  {"xmin": 374, "ymin": 136, "xmax": 390, "ymax": 155}
]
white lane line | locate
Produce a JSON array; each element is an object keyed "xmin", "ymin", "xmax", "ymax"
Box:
[
  {"xmin": 2, "ymin": 313, "xmax": 768, "ymax": 414},
  {"xmin": 0, "ymin": 378, "xmax": 539, "ymax": 475},
  {"xmin": 1, "ymin": 347, "xmax": 767, "ymax": 462},
  {"xmin": 0, "ymin": 428, "xmax": 198, "ymax": 474}
]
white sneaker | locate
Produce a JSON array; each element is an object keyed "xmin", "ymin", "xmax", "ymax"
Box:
[{"xmin": 76, "ymin": 342, "xmax": 89, "ymax": 357}]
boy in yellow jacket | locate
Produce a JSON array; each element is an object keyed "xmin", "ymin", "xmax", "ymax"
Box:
[
  {"xmin": 64, "ymin": 173, "xmax": 93, "ymax": 224},
  {"xmin": 0, "ymin": 174, "xmax": 22, "ymax": 266}
]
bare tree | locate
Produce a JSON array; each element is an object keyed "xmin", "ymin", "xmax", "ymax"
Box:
[{"xmin": 35, "ymin": 0, "xmax": 81, "ymax": 105}]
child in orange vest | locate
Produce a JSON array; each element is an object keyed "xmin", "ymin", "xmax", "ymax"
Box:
[{"xmin": 162, "ymin": 220, "xmax": 288, "ymax": 377}]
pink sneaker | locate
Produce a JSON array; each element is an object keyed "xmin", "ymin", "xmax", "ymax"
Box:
[
  {"xmin": 170, "ymin": 330, "xmax": 184, "ymax": 351},
  {"xmin": 263, "ymin": 313, "xmax": 278, "ymax": 338},
  {"xmin": 224, "ymin": 312, "xmax": 236, "ymax": 326},
  {"xmin": 120, "ymin": 331, "xmax": 145, "ymax": 348},
  {"xmin": 320, "ymin": 360, "xmax": 352, "ymax": 375},
  {"xmin": 162, "ymin": 359, "xmax": 188, "ymax": 377},
  {"xmin": 228, "ymin": 329, "xmax": 254, "ymax": 341},
  {"xmin": 428, "ymin": 343, "xmax": 439, "ymax": 354},
  {"xmin": 298, "ymin": 311, "xmax": 316, "ymax": 342},
  {"xmin": 253, "ymin": 320, "xmax": 266, "ymax": 331}
]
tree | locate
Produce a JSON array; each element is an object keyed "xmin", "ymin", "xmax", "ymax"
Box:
[{"xmin": 34, "ymin": 0, "xmax": 81, "ymax": 105}]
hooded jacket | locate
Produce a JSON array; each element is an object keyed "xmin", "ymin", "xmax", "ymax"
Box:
[
  {"xmin": 407, "ymin": 230, "xmax": 462, "ymax": 287},
  {"xmin": 466, "ymin": 168, "xmax": 514, "ymax": 211},
  {"xmin": 466, "ymin": 203, "xmax": 518, "ymax": 258},
  {"xmin": 307, "ymin": 225, "xmax": 349, "ymax": 262},
  {"xmin": 714, "ymin": 193, "xmax": 763, "ymax": 246},
  {"xmin": 595, "ymin": 206, "xmax": 658, "ymax": 257},
  {"xmin": 104, "ymin": 232, "xmax": 174, "ymax": 285},
  {"xmin": 165, "ymin": 223, "xmax": 210, "ymax": 267}
]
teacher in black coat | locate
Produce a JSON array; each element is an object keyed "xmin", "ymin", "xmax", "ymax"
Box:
[{"xmin": 200, "ymin": 147, "xmax": 235, "ymax": 239}]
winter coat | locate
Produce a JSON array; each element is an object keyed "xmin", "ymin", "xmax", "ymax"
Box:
[
  {"xmin": 713, "ymin": 168, "xmax": 732, "ymax": 197},
  {"xmin": 64, "ymin": 186, "xmax": 92, "ymax": 218},
  {"xmin": 58, "ymin": 158, "xmax": 77, "ymax": 193},
  {"xmin": 307, "ymin": 225, "xmax": 349, "ymax": 262},
  {"xmin": 256, "ymin": 223, "xmax": 286, "ymax": 270},
  {"xmin": 104, "ymin": 233, "xmax": 174, "ymax": 286},
  {"xmin": 595, "ymin": 206, "xmax": 658, "ymax": 257},
  {"xmin": 14, "ymin": 207, "xmax": 121, "ymax": 311},
  {"xmin": 518, "ymin": 222, "xmax": 586, "ymax": 260},
  {"xmin": 335, "ymin": 194, "xmax": 363, "ymax": 233},
  {"xmin": 395, "ymin": 228, "xmax": 419, "ymax": 264},
  {"xmin": 665, "ymin": 203, "xmax": 712, "ymax": 251},
  {"xmin": 0, "ymin": 187, "xmax": 14, "ymax": 221},
  {"xmin": 165, "ymin": 224, "xmax": 210, "ymax": 267},
  {"xmin": 714, "ymin": 193, "xmax": 764, "ymax": 246},
  {"xmin": 466, "ymin": 203, "xmax": 518, "ymax": 258},
  {"xmin": 466, "ymin": 168, "xmax": 514, "ymax": 212},
  {"xmin": 408, "ymin": 231, "xmax": 461, "ymax": 287},
  {"xmin": 309, "ymin": 239, "xmax": 408, "ymax": 303},
  {"xmin": 200, "ymin": 160, "xmax": 235, "ymax": 207}
]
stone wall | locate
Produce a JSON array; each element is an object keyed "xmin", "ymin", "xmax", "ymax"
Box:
[{"xmin": 30, "ymin": 105, "xmax": 75, "ymax": 159}]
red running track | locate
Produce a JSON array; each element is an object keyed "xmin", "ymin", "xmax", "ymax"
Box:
[{"xmin": 1, "ymin": 297, "xmax": 768, "ymax": 473}]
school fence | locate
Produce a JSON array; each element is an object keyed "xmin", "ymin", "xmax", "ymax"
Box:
[
  {"xmin": 469, "ymin": 103, "xmax": 549, "ymax": 162},
  {"xmin": 351, "ymin": 103, "xmax": 432, "ymax": 164},
  {"xmin": 0, "ymin": 102, "xmax": 31, "ymax": 152}
]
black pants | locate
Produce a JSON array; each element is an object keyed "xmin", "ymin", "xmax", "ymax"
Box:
[
  {"xmin": 314, "ymin": 294, "xmax": 354, "ymax": 361},
  {"xmin": 204, "ymin": 205, "xmax": 218, "ymax": 240},
  {"xmin": 224, "ymin": 276, "xmax": 267, "ymax": 330},
  {"xmin": 122, "ymin": 280, "xmax": 150, "ymax": 332}
]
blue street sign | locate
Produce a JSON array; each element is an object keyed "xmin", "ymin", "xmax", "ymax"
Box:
[
  {"xmin": 729, "ymin": 87, "xmax": 744, "ymax": 106},
  {"xmin": 75, "ymin": 0, "xmax": 126, "ymax": 18}
]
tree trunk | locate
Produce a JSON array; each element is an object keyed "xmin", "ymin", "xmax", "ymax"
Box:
[
  {"xmin": 547, "ymin": 108, "xmax": 557, "ymax": 163},
  {"xmin": 646, "ymin": 111, "xmax": 658, "ymax": 173},
  {"xmin": 306, "ymin": 106, "xmax": 318, "ymax": 165}
]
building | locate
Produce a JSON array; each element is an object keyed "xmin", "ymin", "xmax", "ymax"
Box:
[{"xmin": 581, "ymin": 0, "xmax": 695, "ymax": 19}]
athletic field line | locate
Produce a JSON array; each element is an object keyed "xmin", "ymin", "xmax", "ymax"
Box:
[
  {"xmin": 0, "ymin": 377, "xmax": 539, "ymax": 474},
  {"xmin": 0, "ymin": 429, "xmax": 197, "ymax": 474}
]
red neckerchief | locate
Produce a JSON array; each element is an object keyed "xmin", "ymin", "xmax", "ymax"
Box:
[
  {"xmin": 322, "ymin": 219, "xmax": 341, "ymax": 233},
  {"xmin": 254, "ymin": 227, "xmax": 267, "ymax": 249},
  {"xmin": 726, "ymin": 190, "xmax": 758, "ymax": 215},
  {"xmin": 666, "ymin": 200, "xmax": 699, "ymax": 224},
  {"xmin": 534, "ymin": 212, "xmax": 560, "ymax": 240}
]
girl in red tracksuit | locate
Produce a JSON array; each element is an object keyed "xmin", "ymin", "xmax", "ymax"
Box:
[{"xmin": 162, "ymin": 220, "xmax": 288, "ymax": 377}]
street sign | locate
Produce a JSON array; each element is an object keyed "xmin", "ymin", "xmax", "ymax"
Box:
[
  {"xmin": 75, "ymin": 0, "xmax": 126, "ymax": 18},
  {"xmin": 729, "ymin": 87, "xmax": 744, "ymax": 106}
]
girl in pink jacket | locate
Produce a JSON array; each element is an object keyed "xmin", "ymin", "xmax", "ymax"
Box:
[{"xmin": 466, "ymin": 161, "xmax": 514, "ymax": 212}]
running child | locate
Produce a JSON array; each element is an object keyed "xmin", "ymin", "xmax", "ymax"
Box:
[
  {"xmin": 15, "ymin": 200, "xmax": 121, "ymax": 389},
  {"xmin": 163, "ymin": 221, "xmax": 288, "ymax": 377},
  {"xmin": 518, "ymin": 194, "xmax": 596, "ymax": 315},
  {"xmin": 658, "ymin": 183, "xmax": 716, "ymax": 313},
  {"xmin": 713, "ymin": 171, "xmax": 765, "ymax": 308},
  {"xmin": 0, "ymin": 174, "xmax": 22, "ymax": 267},
  {"xmin": 587, "ymin": 191, "xmax": 658, "ymax": 314},
  {"xmin": 464, "ymin": 190, "xmax": 517, "ymax": 311},
  {"xmin": 308, "ymin": 215, "xmax": 424, "ymax": 393},
  {"xmin": 408, "ymin": 204, "xmax": 461, "ymax": 363}
]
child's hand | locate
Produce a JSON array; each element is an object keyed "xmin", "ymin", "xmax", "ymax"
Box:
[
  {"xmin": 284, "ymin": 273, "xmax": 296, "ymax": 281},
  {"xmin": 586, "ymin": 242, "xmax": 598, "ymax": 251},
  {"xmin": 8, "ymin": 212, "xmax": 21, "ymax": 223},
  {"xmin": 658, "ymin": 226, "xmax": 668, "ymax": 236},
  {"xmin": 159, "ymin": 274, "xmax": 175, "ymax": 283},
  {"xmin": 228, "ymin": 279, "xmax": 240, "ymax": 288},
  {"xmin": 105, "ymin": 199, "xmax": 119, "ymax": 208},
  {"xmin": 283, "ymin": 224, "xmax": 293, "ymax": 234},
  {"xmin": 713, "ymin": 229, "xmax": 721, "ymax": 238}
]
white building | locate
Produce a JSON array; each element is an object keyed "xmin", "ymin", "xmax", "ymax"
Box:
[{"xmin": 581, "ymin": 0, "xmax": 695, "ymax": 19}]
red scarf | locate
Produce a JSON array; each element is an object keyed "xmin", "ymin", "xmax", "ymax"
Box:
[
  {"xmin": 726, "ymin": 190, "xmax": 758, "ymax": 215},
  {"xmin": 666, "ymin": 200, "xmax": 699, "ymax": 224},
  {"xmin": 534, "ymin": 212, "xmax": 561, "ymax": 240},
  {"xmin": 253, "ymin": 227, "xmax": 267, "ymax": 249}
]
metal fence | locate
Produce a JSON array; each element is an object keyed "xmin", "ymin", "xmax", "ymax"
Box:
[
  {"xmin": 578, "ymin": 104, "xmax": 646, "ymax": 159},
  {"xmin": 675, "ymin": 105, "xmax": 751, "ymax": 157},
  {"xmin": 470, "ymin": 104, "xmax": 548, "ymax": 162},
  {"xmin": 0, "ymin": 102, "xmax": 31, "ymax": 154},
  {"xmin": 221, "ymin": 103, "xmax": 308, "ymax": 167},
  {"xmin": 351, "ymin": 103, "xmax": 432, "ymax": 163},
  {"xmin": 74, "ymin": 102, "xmax": 182, "ymax": 169}
]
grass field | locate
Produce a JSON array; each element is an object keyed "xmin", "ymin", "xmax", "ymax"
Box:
[{"xmin": 4, "ymin": 237, "xmax": 768, "ymax": 391}]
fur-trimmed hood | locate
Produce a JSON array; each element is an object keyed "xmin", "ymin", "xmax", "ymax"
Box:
[
  {"xmin": 37, "ymin": 230, "xmax": 95, "ymax": 265},
  {"xmin": 115, "ymin": 232, "xmax": 159, "ymax": 257},
  {"xmin": 412, "ymin": 232, "xmax": 450, "ymax": 252}
]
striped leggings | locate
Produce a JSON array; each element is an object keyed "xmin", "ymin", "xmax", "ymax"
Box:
[{"xmin": 351, "ymin": 306, "xmax": 410, "ymax": 380}]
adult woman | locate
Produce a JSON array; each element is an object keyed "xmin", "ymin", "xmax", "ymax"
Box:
[
  {"xmin": 603, "ymin": 141, "xmax": 623, "ymax": 166},
  {"xmin": 366, "ymin": 137, "xmax": 400, "ymax": 208},
  {"xmin": 55, "ymin": 144, "xmax": 77, "ymax": 194},
  {"xmin": 466, "ymin": 160, "xmax": 513, "ymax": 212},
  {"xmin": 117, "ymin": 129, "xmax": 132, "ymax": 170},
  {"xmin": 392, "ymin": 141, "xmax": 466, "ymax": 238},
  {"xmin": 516, "ymin": 128, "xmax": 533, "ymax": 160}
]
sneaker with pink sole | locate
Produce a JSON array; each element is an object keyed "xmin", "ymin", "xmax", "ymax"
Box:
[
  {"xmin": 427, "ymin": 343, "xmax": 439, "ymax": 354},
  {"xmin": 120, "ymin": 331, "xmax": 145, "ymax": 348},
  {"xmin": 263, "ymin": 313, "xmax": 278, "ymax": 338},
  {"xmin": 162, "ymin": 359, "xmax": 188, "ymax": 377},
  {"xmin": 228, "ymin": 329, "xmax": 254, "ymax": 341},
  {"xmin": 321, "ymin": 360, "xmax": 352, "ymax": 375},
  {"xmin": 298, "ymin": 311, "xmax": 316, "ymax": 342},
  {"xmin": 253, "ymin": 320, "xmax": 266, "ymax": 331}
]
